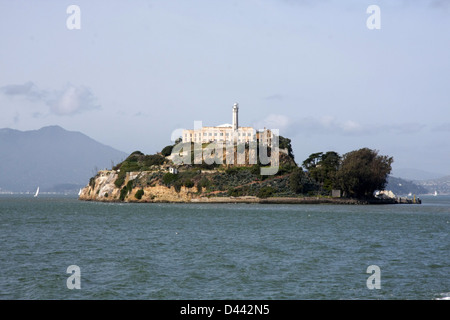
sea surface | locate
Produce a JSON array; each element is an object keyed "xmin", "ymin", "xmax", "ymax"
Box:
[{"xmin": 0, "ymin": 194, "xmax": 449, "ymax": 300}]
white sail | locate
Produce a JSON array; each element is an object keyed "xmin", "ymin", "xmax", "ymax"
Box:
[
  {"xmin": 34, "ymin": 187, "xmax": 39, "ymax": 197},
  {"xmin": 434, "ymin": 190, "xmax": 438, "ymax": 196},
  {"xmin": 78, "ymin": 188, "xmax": 82, "ymax": 196}
]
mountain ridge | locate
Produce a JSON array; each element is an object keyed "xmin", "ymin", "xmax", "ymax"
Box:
[{"xmin": 0, "ymin": 125, "xmax": 128, "ymax": 192}]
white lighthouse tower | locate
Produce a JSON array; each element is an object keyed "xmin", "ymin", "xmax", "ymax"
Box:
[{"xmin": 232, "ymin": 102, "xmax": 239, "ymax": 131}]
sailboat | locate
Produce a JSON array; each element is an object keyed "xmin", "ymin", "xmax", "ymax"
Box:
[
  {"xmin": 434, "ymin": 190, "xmax": 438, "ymax": 196},
  {"xmin": 78, "ymin": 188, "xmax": 82, "ymax": 196},
  {"xmin": 34, "ymin": 187, "xmax": 39, "ymax": 197}
]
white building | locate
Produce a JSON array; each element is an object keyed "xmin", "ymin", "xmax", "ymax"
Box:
[{"xmin": 182, "ymin": 103, "xmax": 272, "ymax": 146}]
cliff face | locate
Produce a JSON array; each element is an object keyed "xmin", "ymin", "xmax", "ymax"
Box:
[
  {"xmin": 79, "ymin": 170, "xmax": 196, "ymax": 202},
  {"xmin": 78, "ymin": 168, "xmax": 368, "ymax": 204}
]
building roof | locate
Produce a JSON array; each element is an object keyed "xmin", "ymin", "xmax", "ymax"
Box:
[{"xmin": 216, "ymin": 123, "xmax": 233, "ymax": 127}]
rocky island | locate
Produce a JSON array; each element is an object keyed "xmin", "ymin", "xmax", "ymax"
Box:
[{"xmin": 79, "ymin": 136, "xmax": 397, "ymax": 204}]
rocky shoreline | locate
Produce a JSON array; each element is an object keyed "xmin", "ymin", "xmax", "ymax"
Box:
[{"xmin": 78, "ymin": 169, "xmax": 407, "ymax": 205}]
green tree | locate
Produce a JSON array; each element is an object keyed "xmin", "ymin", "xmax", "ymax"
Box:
[
  {"xmin": 279, "ymin": 135, "xmax": 294, "ymax": 160},
  {"xmin": 161, "ymin": 145, "xmax": 174, "ymax": 157},
  {"xmin": 336, "ymin": 148, "xmax": 393, "ymax": 199},
  {"xmin": 289, "ymin": 167, "xmax": 305, "ymax": 194},
  {"xmin": 135, "ymin": 189, "xmax": 144, "ymax": 200},
  {"xmin": 319, "ymin": 151, "xmax": 340, "ymax": 192},
  {"xmin": 302, "ymin": 151, "xmax": 341, "ymax": 193},
  {"xmin": 302, "ymin": 152, "xmax": 323, "ymax": 171}
]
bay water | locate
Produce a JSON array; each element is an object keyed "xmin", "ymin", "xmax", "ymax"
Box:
[{"xmin": 0, "ymin": 194, "xmax": 448, "ymax": 300}]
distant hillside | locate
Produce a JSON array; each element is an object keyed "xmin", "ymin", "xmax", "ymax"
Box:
[
  {"xmin": 385, "ymin": 176, "xmax": 428, "ymax": 196},
  {"xmin": 0, "ymin": 126, "xmax": 128, "ymax": 192},
  {"xmin": 415, "ymin": 175, "xmax": 450, "ymax": 195}
]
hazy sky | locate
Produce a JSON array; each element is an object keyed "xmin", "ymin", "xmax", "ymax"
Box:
[{"xmin": 1, "ymin": 0, "xmax": 449, "ymax": 176}]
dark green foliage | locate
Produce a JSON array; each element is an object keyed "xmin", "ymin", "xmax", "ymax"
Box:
[
  {"xmin": 135, "ymin": 189, "xmax": 144, "ymax": 200},
  {"xmin": 279, "ymin": 135, "xmax": 294, "ymax": 159},
  {"xmin": 130, "ymin": 150, "xmax": 144, "ymax": 156},
  {"xmin": 302, "ymin": 152, "xmax": 324, "ymax": 171},
  {"xmin": 126, "ymin": 151, "xmax": 143, "ymax": 163},
  {"xmin": 118, "ymin": 179, "xmax": 135, "ymax": 201},
  {"xmin": 276, "ymin": 165, "xmax": 296, "ymax": 176},
  {"xmin": 163, "ymin": 172, "xmax": 178, "ymax": 186},
  {"xmin": 114, "ymin": 174, "xmax": 126, "ymax": 188},
  {"xmin": 143, "ymin": 154, "xmax": 165, "ymax": 167},
  {"xmin": 89, "ymin": 177, "xmax": 96, "ymax": 188},
  {"xmin": 289, "ymin": 168, "xmax": 305, "ymax": 194},
  {"xmin": 173, "ymin": 180, "xmax": 182, "ymax": 192},
  {"xmin": 119, "ymin": 187, "xmax": 128, "ymax": 201},
  {"xmin": 183, "ymin": 179, "xmax": 194, "ymax": 188},
  {"xmin": 250, "ymin": 165, "xmax": 260, "ymax": 175},
  {"xmin": 335, "ymin": 148, "xmax": 393, "ymax": 199},
  {"xmin": 126, "ymin": 180, "xmax": 133, "ymax": 191},
  {"xmin": 228, "ymin": 187, "xmax": 243, "ymax": 197},
  {"xmin": 196, "ymin": 177, "xmax": 211, "ymax": 193},
  {"xmin": 161, "ymin": 145, "xmax": 174, "ymax": 157},
  {"xmin": 302, "ymin": 151, "xmax": 341, "ymax": 194},
  {"xmin": 225, "ymin": 166, "xmax": 240, "ymax": 175},
  {"xmin": 257, "ymin": 186, "xmax": 275, "ymax": 198},
  {"xmin": 114, "ymin": 161, "xmax": 140, "ymax": 187}
]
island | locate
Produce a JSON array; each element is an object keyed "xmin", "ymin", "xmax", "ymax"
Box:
[{"xmin": 79, "ymin": 137, "xmax": 405, "ymax": 204}]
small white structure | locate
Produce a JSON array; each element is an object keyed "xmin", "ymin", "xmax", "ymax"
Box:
[
  {"xmin": 169, "ymin": 167, "xmax": 178, "ymax": 174},
  {"xmin": 331, "ymin": 189, "xmax": 341, "ymax": 198}
]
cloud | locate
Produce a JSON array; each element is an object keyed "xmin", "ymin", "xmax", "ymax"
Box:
[
  {"xmin": 0, "ymin": 81, "xmax": 43, "ymax": 100},
  {"xmin": 431, "ymin": 123, "xmax": 450, "ymax": 132},
  {"xmin": 254, "ymin": 114, "xmax": 292, "ymax": 131},
  {"xmin": 430, "ymin": 0, "xmax": 450, "ymax": 9},
  {"xmin": 254, "ymin": 114, "xmax": 426, "ymax": 137},
  {"xmin": 380, "ymin": 123, "xmax": 426, "ymax": 135},
  {"xmin": 48, "ymin": 84, "xmax": 100, "ymax": 116},
  {"xmin": 297, "ymin": 116, "xmax": 366, "ymax": 136},
  {"xmin": 264, "ymin": 94, "xmax": 284, "ymax": 101},
  {"xmin": 0, "ymin": 82, "xmax": 100, "ymax": 116}
]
